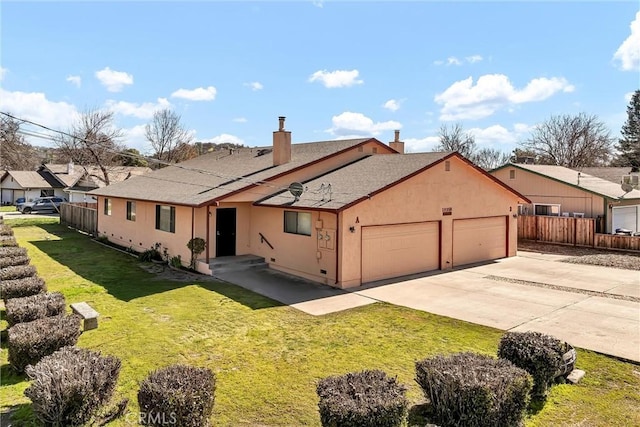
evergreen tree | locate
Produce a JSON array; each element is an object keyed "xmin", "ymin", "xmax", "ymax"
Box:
[{"xmin": 614, "ymin": 90, "xmax": 640, "ymax": 171}]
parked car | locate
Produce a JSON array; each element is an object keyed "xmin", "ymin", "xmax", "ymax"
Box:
[
  {"xmin": 19, "ymin": 197, "xmax": 66, "ymax": 214},
  {"xmin": 15, "ymin": 197, "xmax": 26, "ymax": 210}
]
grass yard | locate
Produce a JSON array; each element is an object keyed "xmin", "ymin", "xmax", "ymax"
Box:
[
  {"xmin": 2, "ymin": 221, "xmax": 640, "ymax": 426},
  {"xmin": 0, "ymin": 206, "xmax": 16, "ymax": 213}
]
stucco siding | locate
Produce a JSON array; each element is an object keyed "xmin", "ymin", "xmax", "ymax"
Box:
[
  {"xmin": 339, "ymin": 157, "xmax": 519, "ymax": 287},
  {"xmin": 492, "ymin": 167, "xmax": 605, "ymax": 217},
  {"xmin": 250, "ymin": 206, "xmax": 337, "ymax": 285}
]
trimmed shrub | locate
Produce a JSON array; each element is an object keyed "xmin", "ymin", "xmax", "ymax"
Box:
[
  {"xmin": 138, "ymin": 364, "xmax": 216, "ymax": 427},
  {"xmin": 5, "ymin": 292, "xmax": 66, "ymax": 326},
  {"xmin": 25, "ymin": 346, "xmax": 123, "ymax": 427},
  {"xmin": 0, "ymin": 255, "xmax": 30, "ymax": 268},
  {"xmin": 317, "ymin": 370, "xmax": 408, "ymax": 427},
  {"xmin": 498, "ymin": 331, "xmax": 574, "ymax": 398},
  {"xmin": 0, "ymin": 264, "xmax": 37, "ymax": 281},
  {"xmin": 1, "ymin": 276, "xmax": 47, "ymax": 301},
  {"xmin": 0, "ymin": 246, "xmax": 27, "ymax": 257},
  {"xmin": 415, "ymin": 352, "xmax": 532, "ymax": 427},
  {"xmin": 0, "ymin": 236, "xmax": 18, "ymax": 247},
  {"xmin": 0, "ymin": 224, "xmax": 14, "ymax": 236},
  {"xmin": 7, "ymin": 314, "xmax": 82, "ymax": 373}
]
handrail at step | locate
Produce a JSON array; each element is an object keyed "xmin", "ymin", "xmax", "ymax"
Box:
[{"xmin": 258, "ymin": 232, "xmax": 274, "ymax": 250}]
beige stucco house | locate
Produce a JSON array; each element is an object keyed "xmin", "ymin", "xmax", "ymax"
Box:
[
  {"xmin": 90, "ymin": 117, "xmax": 527, "ymax": 288},
  {"xmin": 491, "ymin": 164, "xmax": 640, "ymax": 234},
  {"xmin": 0, "ymin": 170, "xmax": 67, "ymax": 204}
]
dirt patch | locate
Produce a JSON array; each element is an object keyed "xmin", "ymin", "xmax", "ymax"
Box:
[
  {"xmin": 138, "ymin": 263, "xmax": 216, "ymax": 282},
  {"xmin": 519, "ymin": 241, "xmax": 640, "ymax": 271}
]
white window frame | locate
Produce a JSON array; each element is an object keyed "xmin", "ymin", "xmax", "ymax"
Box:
[{"xmin": 533, "ymin": 203, "xmax": 561, "ymax": 216}]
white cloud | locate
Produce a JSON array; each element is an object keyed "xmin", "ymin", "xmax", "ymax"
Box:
[
  {"xmin": 468, "ymin": 125, "xmax": 517, "ymax": 145},
  {"xmin": 233, "ymin": 117, "xmax": 247, "ymax": 123},
  {"xmin": 66, "ymin": 75, "xmax": 82, "ymax": 88},
  {"xmin": 383, "ymin": 99, "xmax": 401, "ymax": 112},
  {"xmin": 105, "ymin": 98, "xmax": 171, "ymax": 119},
  {"xmin": 171, "ymin": 86, "xmax": 217, "ymax": 101},
  {"xmin": 244, "ymin": 81, "xmax": 263, "ymax": 91},
  {"xmin": 625, "ymin": 92, "xmax": 634, "ymax": 102},
  {"xmin": 308, "ymin": 69, "xmax": 363, "ymax": 88},
  {"xmin": 0, "ymin": 67, "xmax": 7, "ymax": 81},
  {"xmin": 613, "ymin": 11, "xmax": 640, "ymax": 71},
  {"xmin": 327, "ymin": 112, "xmax": 401, "ymax": 137},
  {"xmin": 466, "ymin": 55, "xmax": 483, "ymax": 63},
  {"xmin": 95, "ymin": 67, "xmax": 133, "ymax": 92},
  {"xmin": 434, "ymin": 55, "xmax": 483, "ymax": 66},
  {"xmin": 404, "ymin": 136, "xmax": 440, "ymax": 153},
  {"xmin": 312, "ymin": 1, "xmax": 324, "ymax": 8},
  {"xmin": 435, "ymin": 74, "xmax": 574, "ymax": 121},
  {"xmin": 0, "ymin": 89, "xmax": 79, "ymax": 146},
  {"xmin": 199, "ymin": 133, "xmax": 245, "ymax": 146},
  {"xmin": 122, "ymin": 124, "xmax": 151, "ymax": 153}
]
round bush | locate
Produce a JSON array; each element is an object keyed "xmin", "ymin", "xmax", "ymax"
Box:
[
  {"xmin": 0, "ymin": 255, "xmax": 30, "ymax": 269},
  {"xmin": 415, "ymin": 352, "xmax": 532, "ymax": 427},
  {"xmin": 25, "ymin": 346, "xmax": 122, "ymax": 427},
  {"xmin": 0, "ymin": 246, "xmax": 27, "ymax": 257},
  {"xmin": 0, "ymin": 264, "xmax": 37, "ymax": 281},
  {"xmin": 138, "ymin": 364, "xmax": 216, "ymax": 427},
  {"xmin": 5, "ymin": 292, "xmax": 66, "ymax": 326},
  {"xmin": 317, "ymin": 370, "xmax": 408, "ymax": 427},
  {"xmin": 1, "ymin": 276, "xmax": 47, "ymax": 301},
  {"xmin": 498, "ymin": 331, "xmax": 573, "ymax": 398}
]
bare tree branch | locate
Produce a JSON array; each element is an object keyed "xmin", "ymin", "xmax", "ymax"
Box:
[
  {"xmin": 520, "ymin": 113, "xmax": 613, "ymax": 168},
  {"xmin": 473, "ymin": 147, "xmax": 512, "ymax": 170},
  {"xmin": 0, "ymin": 114, "xmax": 40, "ymax": 170},
  {"xmin": 145, "ymin": 109, "xmax": 194, "ymax": 164},
  {"xmin": 54, "ymin": 108, "xmax": 124, "ymax": 185},
  {"xmin": 434, "ymin": 123, "xmax": 477, "ymax": 158}
]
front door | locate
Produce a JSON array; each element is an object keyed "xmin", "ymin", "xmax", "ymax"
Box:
[{"xmin": 216, "ymin": 208, "xmax": 236, "ymax": 257}]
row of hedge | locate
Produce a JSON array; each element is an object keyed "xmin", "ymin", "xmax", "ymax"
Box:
[{"xmin": 317, "ymin": 331, "xmax": 576, "ymax": 427}]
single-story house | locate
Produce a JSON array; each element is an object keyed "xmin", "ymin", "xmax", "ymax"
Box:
[
  {"xmin": 0, "ymin": 170, "xmax": 66, "ymax": 204},
  {"xmin": 90, "ymin": 117, "xmax": 528, "ymax": 288},
  {"xmin": 490, "ymin": 164, "xmax": 640, "ymax": 234},
  {"xmin": 41, "ymin": 163, "xmax": 151, "ymax": 203}
]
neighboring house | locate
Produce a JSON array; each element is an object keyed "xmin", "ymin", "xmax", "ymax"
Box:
[
  {"xmin": 491, "ymin": 164, "xmax": 640, "ymax": 234},
  {"xmin": 40, "ymin": 163, "xmax": 151, "ymax": 203},
  {"xmin": 0, "ymin": 170, "xmax": 66, "ymax": 204},
  {"xmin": 90, "ymin": 118, "xmax": 528, "ymax": 288}
]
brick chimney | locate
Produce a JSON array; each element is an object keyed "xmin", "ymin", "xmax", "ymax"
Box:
[
  {"xmin": 389, "ymin": 130, "xmax": 404, "ymax": 154},
  {"xmin": 273, "ymin": 116, "xmax": 292, "ymax": 165}
]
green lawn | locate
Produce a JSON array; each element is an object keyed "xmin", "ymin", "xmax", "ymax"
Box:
[
  {"xmin": 0, "ymin": 206, "xmax": 16, "ymax": 212},
  {"xmin": 2, "ymin": 221, "xmax": 639, "ymax": 426}
]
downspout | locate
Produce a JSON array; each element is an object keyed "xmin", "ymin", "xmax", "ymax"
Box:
[
  {"xmin": 191, "ymin": 206, "xmax": 195, "ymax": 244},
  {"xmin": 95, "ymin": 196, "xmax": 100, "ymax": 237},
  {"xmin": 335, "ymin": 211, "xmax": 340, "ymax": 287},
  {"xmin": 206, "ymin": 205, "xmax": 210, "ymax": 262}
]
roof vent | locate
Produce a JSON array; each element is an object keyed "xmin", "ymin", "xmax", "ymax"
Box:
[{"xmin": 256, "ymin": 148, "xmax": 273, "ymax": 157}]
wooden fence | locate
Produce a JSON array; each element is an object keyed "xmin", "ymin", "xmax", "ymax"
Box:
[
  {"xmin": 60, "ymin": 203, "xmax": 97, "ymax": 236},
  {"xmin": 518, "ymin": 215, "xmax": 640, "ymax": 252}
]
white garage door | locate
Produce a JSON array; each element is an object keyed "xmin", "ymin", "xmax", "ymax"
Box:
[
  {"xmin": 612, "ymin": 206, "xmax": 639, "ymax": 233},
  {"xmin": 362, "ymin": 222, "xmax": 439, "ymax": 283},
  {"xmin": 453, "ymin": 216, "xmax": 507, "ymax": 267}
]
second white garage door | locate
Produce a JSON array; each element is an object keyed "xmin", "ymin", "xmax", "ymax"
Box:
[
  {"xmin": 453, "ymin": 216, "xmax": 507, "ymax": 267},
  {"xmin": 362, "ymin": 222, "xmax": 439, "ymax": 283}
]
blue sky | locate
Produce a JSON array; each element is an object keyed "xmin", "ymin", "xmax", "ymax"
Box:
[{"xmin": 1, "ymin": 1, "xmax": 638, "ymax": 155}]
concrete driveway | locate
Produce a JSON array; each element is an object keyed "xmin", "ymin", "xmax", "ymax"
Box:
[
  {"xmin": 215, "ymin": 251, "xmax": 639, "ymax": 362},
  {"xmin": 0, "ymin": 210, "xmax": 60, "ymax": 220}
]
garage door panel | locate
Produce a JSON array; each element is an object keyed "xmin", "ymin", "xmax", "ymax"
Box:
[
  {"xmin": 612, "ymin": 206, "xmax": 639, "ymax": 233},
  {"xmin": 362, "ymin": 222, "xmax": 439, "ymax": 283},
  {"xmin": 453, "ymin": 217, "xmax": 506, "ymax": 267}
]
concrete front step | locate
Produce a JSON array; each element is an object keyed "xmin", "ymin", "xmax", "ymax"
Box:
[{"xmin": 209, "ymin": 255, "xmax": 267, "ymax": 274}]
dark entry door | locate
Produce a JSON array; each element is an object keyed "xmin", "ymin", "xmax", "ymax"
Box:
[{"xmin": 216, "ymin": 208, "xmax": 236, "ymax": 257}]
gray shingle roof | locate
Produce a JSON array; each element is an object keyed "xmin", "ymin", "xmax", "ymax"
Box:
[
  {"xmin": 509, "ymin": 164, "xmax": 640, "ymax": 200},
  {"xmin": 256, "ymin": 152, "xmax": 452, "ymax": 210},
  {"xmin": 89, "ymin": 138, "xmax": 373, "ymax": 206},
  {"xmin": 580, "ymin": 167, "xmax": 640, "ymax": 184},
  {"xmin": 1, "ymin": 171, "xmax": 52, "ymax": 189}
]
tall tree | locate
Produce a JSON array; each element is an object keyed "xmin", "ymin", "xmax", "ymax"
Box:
[
  {"xmin": 613, "ymin": 90, "xmax": 640, "ymax": 171},
  {"xmin": 434, "ymin": 123, "xmax": 476, "ymax": 158},
  {"xmin": 0, "ymin": 113, "xmax": 39, "ymax": 170},
  {"xmin": 145, "ymin": 109, "xmax": 194, "ymax": 164},
  {"xmin": 473, "ymin": 147, "xmax": 512, "ymax": 170},
  {"xmin": 55, "ymin": 109, "xmax": 124, "ymax": 185},
  {"xmin": 519, "ymin": 113, "xmax": 613, "ymax": 168}
]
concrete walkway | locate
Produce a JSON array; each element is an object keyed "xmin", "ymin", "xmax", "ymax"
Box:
[{"xmin": 215, "ymin": 252, "xmax": 640, "ymax": 362}]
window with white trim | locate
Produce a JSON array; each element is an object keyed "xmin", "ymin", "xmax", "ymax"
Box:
[
  {"xmin": 104, "ymin": 198, "xmax": 112, "ymax": 216},
  {"xmin": 284, "ymin": 211, "xmax": 311, "ymax": 236},
  {"xmin": 533, "ymin": 203, "xmax": 560, "ymax": 216}
]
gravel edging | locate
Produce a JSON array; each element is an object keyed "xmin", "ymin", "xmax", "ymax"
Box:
[
  {"xmin": 484, "ymin": 275, "xmax": 639, "ymax": 303},
  {"xmin": 561, "ymin": 254, "xmax": 640, "ymax": 271}
]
